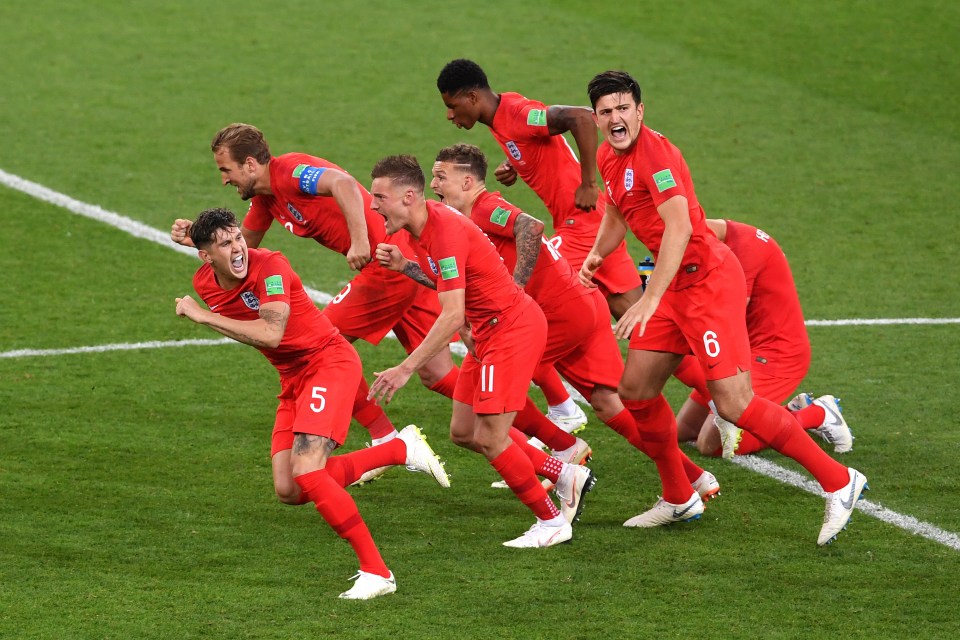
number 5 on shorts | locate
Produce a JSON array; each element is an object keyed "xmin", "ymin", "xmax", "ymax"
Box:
[
  {"xmin": 310, "ymin": 386, "xmax": 328, "ymax": 413},
  {"xmin": 703, "ymin": 331, "xmax": 720, "ymax": 358}
]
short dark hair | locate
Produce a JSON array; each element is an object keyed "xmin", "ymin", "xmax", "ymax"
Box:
[
  {"xmin": 435, "ymin": 143, "xmax": 488, "ymax": 181},
  {"xmin": 437, "ymin": 59, "xmax": 490, "ymax": 95},
  {"xmin": 587, "ymin": 71, "xmax": 642, "ymax": 109},
  {"xmin": 211, "ymin": 123, "xmax": 271, "ymax": 165},
  {"xmin": 190, "ymin": 207, "xmax": 241, "ymax": 249},
  {"xmin": 371, "ymin": 155, "xmax": 425, "ymax": 191}
]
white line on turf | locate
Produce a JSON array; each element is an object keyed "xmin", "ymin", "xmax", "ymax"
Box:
[
  {"xmin": 0, "ymin": 168, "xmax": 334, "ymax": 304},
  {"xmin": 3, "ymin": 167, "xmax": 959, "ymax": 551},
  {"xmin": 0, "ymin": 338, "xmax": 237, "ymax": 359},
  {"xmin": 731, "ymin": 456, "xmax": 960, "ymax": 551}
]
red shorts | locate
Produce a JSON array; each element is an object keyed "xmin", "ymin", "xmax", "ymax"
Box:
[
  {"xmin": 690, "ymin": 364, "xmax": 803, "ymax": 408},
  {"xmin": 453, "ymin": 297, "xmax": 547, "ymax": 414},
  {"xmin": 391, "ymin": 285, "xmax": 444, "ymax": 353},
  {"xmin": 322, "ymin": 260, "xmax": 421, "ymax": 345},
  {"xmin": 271, "ymin": 337, "xmax": 361, "ymax": 455},
  {"xmin": 630, "ymin": 252, "xmax": 752, "ymax": 380},
  {"xmin": 542, "ymin": 289, "xmax": 623, "ymax": 401},
  {"xmin": 550, "ymin": 231, "xmax": 642, "ymax": 297}
]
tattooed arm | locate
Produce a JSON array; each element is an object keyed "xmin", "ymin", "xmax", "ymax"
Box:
[
  {"xmin": 512, "ymin": 212, "xmax": 545, "ymax": 287},
  {"xmin": 175, "ymin": 297, "xmax": 289, "ymax": 349},
  {"xmin": 376, "ymin": 243, "xmax": 437, "ymax": 289}
]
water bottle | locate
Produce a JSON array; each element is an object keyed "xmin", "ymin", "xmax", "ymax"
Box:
[{"xmin": 637, "ymin": 256, "xmax": 654, "ymax": 291}]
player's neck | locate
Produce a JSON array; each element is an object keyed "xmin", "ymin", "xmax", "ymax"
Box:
[
  {"xmin": 407, "ymin": 202, "xmax": 429, "ymax": 239},
  {"xmin": 255, "ymin": 158, "xmax": 275, "ymax": 195},
  {"xmin": 479, "ymin": 90, "xmax": 500, "ymax": 127},
  {"xmin": 460, "ymin": 186, "xmax": 486, "ymax": 216}
]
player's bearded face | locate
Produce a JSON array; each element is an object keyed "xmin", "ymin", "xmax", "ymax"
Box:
[
  {"xmin": 214, "ymin": 149, "xmax": 258, "ymax": 200},
  {"xmin": 430, "ymin": 162, "xmax": 457, "ymax": 208},
  {"xmin": 593, "ymin": 93, "xmax": 643, "ymax": 153}
]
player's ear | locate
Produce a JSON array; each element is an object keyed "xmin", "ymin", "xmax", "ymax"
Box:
[{"xmin": 197, "ymin": 248, "xmax": 213, "ymax": 265}]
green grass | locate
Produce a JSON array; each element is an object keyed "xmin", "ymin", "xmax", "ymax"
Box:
[{"xmin": 1, "ymin": 1, "xmax": 958, "ymax": 638}]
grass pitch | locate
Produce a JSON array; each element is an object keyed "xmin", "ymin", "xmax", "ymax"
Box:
[{"xmin": 1, "ymin": 1, "xmax": 958, "ymax": 638}]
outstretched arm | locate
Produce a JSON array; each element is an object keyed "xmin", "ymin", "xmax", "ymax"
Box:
[
  {"xmin": 175, "ymin": 297, "xmax": 289, "ymax": 349},
  {"xmin": 547, "ymin": 105, "xmax": 600, "ymax": 211},
  {"xmin": 580, "ymin": 201, "xmax": 628, "ymax": 288},
  {"xmin": 368, "ymin": 288, "xmax": 465, "ymax": 404}
]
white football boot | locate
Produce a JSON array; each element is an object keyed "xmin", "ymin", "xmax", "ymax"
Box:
[
  {"xmin": 818, "ymin": 467, "xmax": 868, "ymax": 545},
  {"xmin": 623, "ymin": 492, "xmax": 704, "ymax": 528},
  {"xmin": 338, "ymin": 570, "xmax": 397, "ymax": 600}
]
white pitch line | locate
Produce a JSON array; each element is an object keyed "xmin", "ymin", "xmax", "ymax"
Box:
[
  {"xmin": 3, "ymin": 167, "xmax": 959, "ymax": 551},
  {"xmin": 0, "ymin": 338, "xmax": 238, "ymax": 359},
  {"xmin": 732, "ymin": 455, "xmax": 960, "ymax": 551},
  {"xmin": 0, "ymin": 168, "xmax": 334, "ymax": 304}
]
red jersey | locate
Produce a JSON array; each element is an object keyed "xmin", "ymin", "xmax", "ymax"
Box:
[
  {"xmin": 242, "ymin": 153, "xmax": 386, "ymax": 255},
  {"xmin": 724, "ymin": 220, "xmax": 811, "ymax": 377},
  {"xmin": 192, "ymin": 248, "xmax": 339, "ymax": 377},
  {"xmin": 411, "ymin": 200, "xmax": 528, "ymax": 339},
  {"xmin": 490, "ymin": 92, "xmax": 606, "ymax": 236},
  {"xmin": 598, "ymin": 125, "xmax": 731, "ymax": 290},
  {"xmin": 467, "ymin": 190, "xmax": 588, "ymax": 314}
]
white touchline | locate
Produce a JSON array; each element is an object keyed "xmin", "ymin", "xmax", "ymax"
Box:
[
  {"xmin": 0, "ymin": 338, "xmax": 237, "ymax": 359},
  {"xmin": 3, "ymin": 166, "xmax": 959, "ymax": 551},
  {"xmin": 731, "ymin": 456, "xmax": 960, "ymax": 552}
]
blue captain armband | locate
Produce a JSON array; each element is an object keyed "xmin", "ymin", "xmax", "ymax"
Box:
[{"xmin": 296, "ymin": 165, "xmax": 327, "ymax": 195}]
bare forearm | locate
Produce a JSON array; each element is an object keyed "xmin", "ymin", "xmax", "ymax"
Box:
[
  {"xmin": 591, "ymin": 207, "xmax": 627, "ymax": 259},
  {"xmin": 644, "ymin": 223, "xmax": 689, "ymax": 299},
  {"xmin": 194, "ymin": 309, "xmax": 286, "ymax": 349},
  {"xmin": 332, "ymin": 179, "xmax": 369, "ymax": 248},
  {"xmin": 398, "ymin": 309, "xmax": 462, "ymax": 373}
]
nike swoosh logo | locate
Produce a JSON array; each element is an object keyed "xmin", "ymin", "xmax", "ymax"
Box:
[
  {"xmin": 542, "ymin": 528, "xmax": 564, "ymax": 547},
  {"xmin": 209, "ymin": 304, "xmax": 219, "ymax": 311},
  {"xmin": 707, "ymin": 362, "xmax": 720, "ymax": 369},
  {"xmin": 839, "ymin": 472, "xmax": 859, "ymax": 510},
  {"xmin": 822, "ymin": 402, "xmax": 843, "ymax": 427},
  {"xmin": 672, "ymin": 503, "xmax": 697, "ymax": 519}
]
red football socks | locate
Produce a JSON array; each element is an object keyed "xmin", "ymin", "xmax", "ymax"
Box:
[
  {"xmin": 508, "ymin": 428, "xmax": 562, "ymax": 483},
  {"xmin": 294, "ymin": 469, "xmax": 389, "ymax": 578},
  {"xmin": 324, "ymin": 439, "xmax": 406, "ymax": 487},
  {"xmin": 428, "ymin": 366, "xmax": 460, "ymax": 399},
  {"xmin": 793, "ymin": 403, "xmax": 826, "ymax": 429},
  {"xmin": 352, "ymin": 378, "xmax": 396, "ymax": 440},
  {"xmin": 623, "ymin": 395, "xmax": 692, "ymax": 504},
  {"xmin": 513, "ymin": 399, "xmax": 576, "ymax": 450},
  {"xmin": 490, "ymin": 443, "xmax": 560, "ymax": 520},
  {"xmin": 738, "ymin": 396, "xmax": 848, "ymax": 491},
  {"xmin": 532, "ymin": 364, "xmax": 570, "ymax": 406}
]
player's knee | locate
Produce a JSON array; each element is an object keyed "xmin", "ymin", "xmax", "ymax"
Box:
[{"xmin": 274, "ymin": 480, "xmax": 303, "ymax": 505}]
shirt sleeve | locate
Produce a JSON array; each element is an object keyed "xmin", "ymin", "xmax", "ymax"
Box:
[
  {"xmin": 255, "ymin": 253, "xmax": 294, "ymax": 306},
  {"xmin": 508, "ymin": 97, "xmax": 552, "ymax": 142},
  {"xmin": 242, "ymin": 198, "xmax": 274, "ymax": 233},
  {"xmin": 470, "ymin": 203, "xmax": 519, "ymax": 239},
  {"xmin": 639, "ymin": 143, "xmax": 689, "ymax": 208},
  {"xmin": 430, "ymin": 224, "xmax": 469, "ymax": 293}
]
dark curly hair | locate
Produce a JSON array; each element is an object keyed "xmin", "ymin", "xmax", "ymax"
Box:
[
  {"xmin": 437, "ymin": 59, "xmax": 490, "ymax": 95},
  {"xmin": 190, "ymin": 208, "xmax": 241, "ymax": 249}
]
